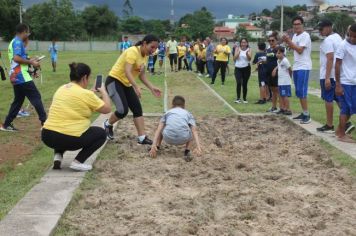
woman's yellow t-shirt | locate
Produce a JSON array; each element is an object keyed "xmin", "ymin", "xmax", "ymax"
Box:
[
  {"xmin": 177, "ymin": 45, "xmax": 186, "ymax": 58},
  {"xmin": 198, "ymin": 49, "xmax": 207, "ymax": 62},
  {"xmin": 43, "ymin": 83, "xmax": 104, "ymax": 137},
  {"xmin": 109, "ymin": 46, "xmax": 147, "ymax": 87},
  {"xmin": 215, "ymin": 45, "xmax": 231, "ymax": 62}
]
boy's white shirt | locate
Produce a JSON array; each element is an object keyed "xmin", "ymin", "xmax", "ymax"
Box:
[
  {"xmin": 278, "ymin": 57, "xmax": 292, "ymax": 86},
  {"xmin": 292, "ymin": 31, "xmax": 312, "ymax": 71},
  {"xmin": 335, "ymin": 39, "xmax": 356, "ymax": 85},
  {"xmin": 320, "ymin": 33, "xmax": 342, "ymax": 80}
]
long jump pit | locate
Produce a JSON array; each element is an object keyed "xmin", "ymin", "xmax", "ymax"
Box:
[{"xmin": 56, "ymin": 115, "xmax": 356, "ymax": 236}]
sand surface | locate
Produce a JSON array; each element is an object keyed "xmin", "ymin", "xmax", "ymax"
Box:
[{"xmin": 60, "ymin": 115, "xmax": 356, "ymax": 236}]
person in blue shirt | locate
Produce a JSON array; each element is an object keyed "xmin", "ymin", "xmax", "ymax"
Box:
[
  {"xmin": 48, "ymin": 39, "xmax": 58, "ymax": 72},
  {"xmin": 120, "ymin": 36, "xmax": 132, "ymax": 53},
  {"xmin": 253, "ymin": 42, "xmax": 268, "ymax": 104},
  {"xmin": 1, "ymin": 23, "xmax": 46, "ymax": 132},
  {"xmin": 157, "ymin": 40, "xmax": 166, "ymax": 74}
]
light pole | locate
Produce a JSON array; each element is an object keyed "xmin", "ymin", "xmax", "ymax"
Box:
[
  {"xmin": 19, "ymin": 0, "xmax": 23, "ymax": 23},
  {"xmin": 170, "ymin": 0, "xmax": 174, "ymax": 26},
  {"xmin": 280, "ymin": 0, "xmax": 284, "ymax": 34}
]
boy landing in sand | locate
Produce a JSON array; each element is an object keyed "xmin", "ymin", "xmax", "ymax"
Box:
[{"xmin": 149, "ymin": 95, "xmax": 202, "ymax": 161}]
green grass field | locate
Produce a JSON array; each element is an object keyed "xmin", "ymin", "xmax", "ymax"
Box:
[{"xmin": 1, "ymin": 50, "xmax": 356, "ymax": 222}]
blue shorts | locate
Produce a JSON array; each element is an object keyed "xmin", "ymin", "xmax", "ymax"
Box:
[
  {"xmin": 279, "ymin": 85, "xmax": 292, "ymax": 97},
  {"xmin": 51, "ymin": 55, "xmax": 57, "ymax": 62},
  {"xmin": 158, "ymin": 55, "xmax": 165, "ymax": 61},
  {"xmin": 339, "ymin": 84, "xmax": 356, "ymax": 116},
  {"xmin": 293, "ymin": 70, "xmax": 310, "ymax": 99},
  {"xmin": 320, "ymin": 78, "xmax": 338, "ymax": 103}
]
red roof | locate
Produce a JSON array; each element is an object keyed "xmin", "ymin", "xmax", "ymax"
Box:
[{"xmin": 214, "ymin": 26, "xmax": 235, "ymax": 33}]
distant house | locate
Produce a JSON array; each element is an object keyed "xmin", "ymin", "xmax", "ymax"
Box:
[
  {"xmin": 326, "ymin": 6, "xmax": 352, "ymax": 13},
  {"xmin": 213, "ymin": 27, "xmax": 235, "ymax": 40},
  {"xmin": 223, "ymin": 14, "xmax": 251, "ymax": 29},
  {"xmin": 242, "ymin": 25, "xmax": 264, "ymax": 39},
  {"xmin": 297, "ymin": 11, "xmax": 314, "ymax": 22}
]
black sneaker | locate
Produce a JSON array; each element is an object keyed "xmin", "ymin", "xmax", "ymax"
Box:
[
  {"xmin": 345, "ymin": 122, "xmax": 355, "ymax": 134},
  {"xmin": 184, "ymin": 150, "xmax": 193, "ymax": 162},
  {"xmin": 276, "ymin": 109, "xmax": 285, "ymax": 115},
  {"xmin": 316, "ymin": 124, "xmax": 334, "ymax": 133},
  {"xmin": 283, "ymin": 110, "xmax": 292, "ymax": 116},
  {"xmin": 293, "ymin": 113, "xmax": 304, "ymax": 120},
  {"xmin": 104, "ymin": 119, "xmax": 114, "ymax": 140},
  {"xmin": 255, "ymin": 100, "xmax": 266, "ymax": 104},
  {"xmin": 138, "ymin": 136, "xmax": 153, "ymax": 145},
  {"xmin": 300, "ymin": 115, "xmax": 311, "ymax": 124},
  {"xmin": 0, "ymin": 123, "xmax": 18, "ymax": 132}
]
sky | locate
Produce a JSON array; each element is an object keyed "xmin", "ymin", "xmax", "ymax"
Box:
[{"xmin": 23, "ymin": 0, "xmax": 355, "ymax": 20}]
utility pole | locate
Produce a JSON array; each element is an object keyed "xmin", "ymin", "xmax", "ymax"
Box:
[
  {"xmin": 280, "ymin": 0, "xmax": 284, "ymax": 34},
  {"xmin": 170, "ymin": 0, "xmax": 174, "ymax": 26},
  {"xmin": 19, "ymin": 0, "xmax": 23, "ymax": 23}
]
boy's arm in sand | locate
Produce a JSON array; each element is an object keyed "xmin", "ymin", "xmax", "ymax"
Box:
[
  {"xmin": 191, "ymin": 126, "xmax": 202, "ymax": 156},
  {"xmin": 149, "ymin": 122, "xmax": 165, "ymax": 158}
]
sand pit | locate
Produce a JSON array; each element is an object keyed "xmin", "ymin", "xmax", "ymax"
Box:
[{"xmin": 58, "ymin": 115, "xmax": 356, "ymax": 236}]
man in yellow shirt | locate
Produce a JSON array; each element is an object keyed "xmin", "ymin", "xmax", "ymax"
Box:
[
  {"xmin": 104, "ymin": 35, "xmax": 162, "ymax": 144},
  {"xmin": 211, "ymin": 37, "xmax": 231, "ymax": 85},
  {"xmin": 177, "ymin": 42, "xmax": 187, "ymax": 71}
]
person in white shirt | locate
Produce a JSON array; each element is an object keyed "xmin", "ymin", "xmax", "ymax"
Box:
[
  {"xmin": 316, "ymin": 20, "xmax": 354, "ymax": 134},
  {"xmin": 272, "ymin": 46, "xmax": 292, "ymax": 115},
  {"xmin": 335, "ymin": 24, "xmax": 356, "ymax": 143},
  {"xmin": 166, "ymin": 36, "xmax": 178, "ymax": 72},
  {"xmin": 233, "ymin": 38, "xmax": 252, "ymax": 104},
  {"xmin": 282, "ymin": 16, "xmax": 312, "ymax": 124}
]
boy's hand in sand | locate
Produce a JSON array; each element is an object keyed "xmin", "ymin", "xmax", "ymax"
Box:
[
  {"xmin": 149, "ymin": 146, "xmax": 158, "ymax": 158},
  {"xmin": 194, "ymin": 146, "xmax": 202, "ymax": 156}
]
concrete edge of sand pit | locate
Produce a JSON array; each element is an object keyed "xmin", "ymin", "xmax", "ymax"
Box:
[{"xmin": 0, "ymin": 113, "xmax": 117, "ymax": 236}]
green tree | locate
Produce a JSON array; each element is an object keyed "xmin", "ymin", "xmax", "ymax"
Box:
[
  {"xmin": 261, "ymin": 8, "xmax": 271, "ymax": 17},
  {"xmin": 143, "ymin": 20, "xmax": 166, "ymax": 39},
  {"xmin": 322, "ymin": 13, "xmax": 355, "ymax": 37},
  {"xmin": 176, "ymin": 7, "xmax": 214, "ymax": 39},
  {"xmin": 0, "ymin": 0, "xmax": 21, "ymax": 41},
  {"xmin": 121, "ymin": 16, "xmax": 144, "ymax": 34},
  {"xmin": 235, "ymin": 26, "xmax": 252, "ymax": 41},
  {"xmin": 81, "ymin": 5, "xmax": 118, "ymax": 37},
  {"xmin": 24, "ymin": 0, "xmax": 84, "ymax": 40}
]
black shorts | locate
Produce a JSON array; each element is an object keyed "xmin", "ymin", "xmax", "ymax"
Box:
[
  {"xmin": 266, "ymin": 69, "xmax": 278, "ymax": 87},
  {"xmin": 105, "ymin": 76, "xmax": 142, "ymax": 119},
  {"xmin": 258, "ymin": 69, "xmax": 267, "ymax": 87}
]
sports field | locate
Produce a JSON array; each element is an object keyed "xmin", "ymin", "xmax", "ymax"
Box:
[{"xmin": 1, "ymin": 51, "xmax": 356, "ymax": 235}]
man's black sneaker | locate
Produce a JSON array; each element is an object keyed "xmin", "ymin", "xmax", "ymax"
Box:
[
  {"xmin": 276, "ymin": 109, "xmax": 285, "ymax": 115},
  {"xmin": 138, "ymin": 136, "xmax": 153, "ymax": 145},
  {"xmin": 293, "ymin": 113, "xmax": 304, "ymax": 120},
  {"xmin": 283, "ymin": 110, "xmax": 292, "ymax": 116},
  {"xmin": 300, "ymin": 115, "xmax": 311, "ymax": 124},
  {"xmin": 345, "ymin": 122, "xmax": 355, "ymax": 134},
  {"xmin": 316, "ymin": 124, "xmax": 334, "ymax": 133},
  {"xmin": 184, "ymin": 150, "xmax": 193, "ymax": 162},
  {"xmin": 255, "ymin": 100, "xmax": 266, "ymax": 104},
  {"xmin": 0, "ymin": 123, "xmax": 18, "ymax": 132},
  {"xmin": 104, "ymin": 119, "xmax": 114, "ymax": 140}
]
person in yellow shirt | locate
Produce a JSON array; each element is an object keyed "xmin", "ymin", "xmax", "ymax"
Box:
[
  {"xmin": 211, "ymin": 37, "xmax": 231, "ymax": 85},
  {"xmin": 197, "ymin": 43, "xmax": 207, "ymax": 76},
  {"xmin": 104, "ymin": 35, "xmax": 162, "ymax": 144},
  {"xmin": 194, "ymin": 39, "xmax": 201, "ymax": 72},
  {"xmin": 42, "ymin": 63, "xmax": 111, "ymax": 171},
  {"xmin": 177, "ymin": 42, "xmax": 187, "ymax": 71}
]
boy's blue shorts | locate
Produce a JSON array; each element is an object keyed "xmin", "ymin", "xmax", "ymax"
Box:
[
  {"xmin": 293, "ymin": 70, "xmax": 310, "ymax": 99},
  {"xmin": 339, "ymin": 84, "xmax": 356, "ymax": 116},
  {"xmin": 158, "ymin": 55, "xmax": 165, "ymax": 61},
  {"xmin": 320, "ymin": 78, "xmax": 338, "ymax": 103},
  {"xmin": 279, "ymin": 85, "xmax": 292, "ymax": 97},
  {"xmin": 51, "ymin": 55, "xmax": 57, "ymax": 62}
]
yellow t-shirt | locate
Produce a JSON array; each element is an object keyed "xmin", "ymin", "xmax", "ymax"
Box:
[
  {"xmin": 177, "ymin": 45, "xmax": 186, "ymax": 58},
  {"xmin": 215, "ymin": 45, "xmax": 231, "ymax": 62},
  {"xmin": 198, "ymin": 49, "xmax": 207, "ymax": 62},
  {"xmin": 109, "ymin": 46, "xmax": 148, "ymax": 87},
  {"xmin": 194, "ymin": 44, "xmax": 200, "ymax": 55},
  {"xmin": 43, "ymin": 83, "xmax": 104, "ymax": 137}
]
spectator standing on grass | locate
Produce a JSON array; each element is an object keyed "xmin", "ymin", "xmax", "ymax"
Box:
[
  {"xmin": 316, "ymin": 20, "xmax": 354, "ymax": 134},
  {"xmin": 273, "ymin": 46, "xmax": 292, "ymax": 115},
  {"xmin": 48, "ymin": 39, "xmax": 58, "ymax": 72},
  {"xmin": 266, "ymin": 33, "xmax": 280, "ymax": 113},
  {"xmin": 197, "ymin": 43, "xmax": 207, "ymax": 76},
  {"xmin": 157, "ymin": 40, "xmax": 166, "ymax": 74},
  {"xmin": 205, "ymin": 37, "xmax": 215, "ymax": 78},
  {"xmin": 211, "ymin": 37, "xmax": 231, "ymax": 85},
  {"xmin": 166, "ymin": 36, "xmax": 178, "ymax": 72},
  {"xmin": 0, "ymin": 52, "xmax": 6, "ymax": 81},
  {"xmin": 335, "ymin": 24, "xmax": 356, "ymax": 143},
  {"xmin": 282, "ymin": 16, "xmax": 312, "ymax": 124},
  {"xmin": 177, "ymin": 41, "xmax": 187, "ymax": 71},
  {"xmin": 104, "ymin": 35, "xmax": 162, "ymax": 144},
  {"xmin": 0, "ymin": 23, "xmax": 46, "ymax": 132},
  {"xmin": 233, "ymin": 38, "xmax": 252, "ymax": 104},
  {"xmin": 253, "ymin": 42, "xmax": 268, "ymax": 104},
  {"xmin": 120, "ymin": 36, "xmax": 132, "ymax": 53},
  {"xmin": 42, "ymin": 63, "xmax": 111, "ymax": 171}
]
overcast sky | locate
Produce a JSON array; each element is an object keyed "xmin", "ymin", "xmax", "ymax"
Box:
[{"xmin": 24, "ymin": 0, "xmax": 355, "ymax": 19}]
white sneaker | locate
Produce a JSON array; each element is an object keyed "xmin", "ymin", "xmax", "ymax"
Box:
[
  {"xmin": 53, "ymin": 153, "xmax": 63, "ymax": 170},
  {"xmin": 198, "ymin": 73, "xmax": 203, "ymax": 76},
  {"xmin": 205, "ymin": 74, "xmax": 210, "ymax": 78},
  {"xmin": 234, "ymin": 99, "xmax": 242, "ymax": 104},
  {"xmin": 272, "ymin": 108, "xmax": 280, "ymax": 113},
  {"xmin": 243, "ymin": 100, "xmax": 248, "ymax": 104},
  {"xmin": 69, "ymin": 162, "xmax": 92, "ymax": 171}
]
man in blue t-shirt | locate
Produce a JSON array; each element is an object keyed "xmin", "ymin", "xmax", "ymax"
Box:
[
  {"xmin": 120, "ymin": 36, "xmax": 132, "ymax": 53},
  {"xmin": 48, "ymin": 39, "xmax": 58, "ymax": 72},
  {"xmin": 158, "ymin": 40, "xmax": 166, "ymax": 73}
]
